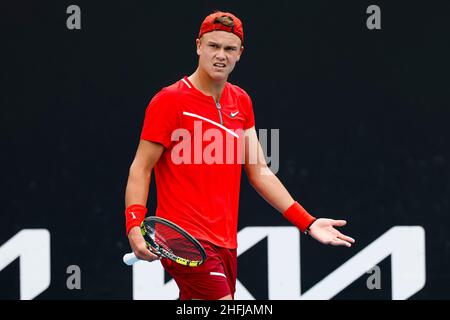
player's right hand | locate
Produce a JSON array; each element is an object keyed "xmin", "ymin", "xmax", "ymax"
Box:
[{"xmin": 127, "ymin": 226, "xmax": 161, "ymax": 262}]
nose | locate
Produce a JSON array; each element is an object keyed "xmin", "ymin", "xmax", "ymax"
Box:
[{"xmin": 216, "ymin": 48, "xmax": 226, "ymax": 61}]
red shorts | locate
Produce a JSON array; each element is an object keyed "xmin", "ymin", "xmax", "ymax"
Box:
[{"xmin": 160, "ymin": 240, "xmax": 237, "ymax": 300}]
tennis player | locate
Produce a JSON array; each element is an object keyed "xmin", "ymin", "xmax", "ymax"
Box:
[{"xmin": 124, "ymin": 11, "xmax": 355, "ymax": 300}]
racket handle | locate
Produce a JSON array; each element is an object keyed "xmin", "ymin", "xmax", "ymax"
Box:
[{"xmin": 123, "ymin": 252, "xmax": 139, "ymax": 266}]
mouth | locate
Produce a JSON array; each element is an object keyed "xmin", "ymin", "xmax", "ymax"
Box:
[{"xmin": 213, "ymin": 62, "xmax": 226, "ymax": 69}]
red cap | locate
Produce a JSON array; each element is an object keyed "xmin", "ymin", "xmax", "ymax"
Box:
[{"xmin": 198, "ymin": 11, "xmax": 244, "ymax": 44}]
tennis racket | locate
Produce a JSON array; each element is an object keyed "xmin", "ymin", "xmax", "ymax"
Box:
[{"xmin": 123, "ymin": 216, "xmax": 207, "ymax": 267}]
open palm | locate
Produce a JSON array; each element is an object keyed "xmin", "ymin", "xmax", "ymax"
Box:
[{"xmin": 308, "ymin": 218, "xmax": 355, "ymax": 247}]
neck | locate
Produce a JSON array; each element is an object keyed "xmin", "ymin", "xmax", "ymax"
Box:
[{"xmin": 188, "ymin": 68, "xmax": 227, "ymax": 102}]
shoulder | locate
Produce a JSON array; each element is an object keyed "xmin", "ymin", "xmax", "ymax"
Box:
[
  {"xmin": 227, "ymin": 82, "xmax": 253, "ymax": 111},
  {"xmin": 151, "ymin": 79, "xmax": 186, "ymax": 103},
  {"xmin": 227, "ymin": 82, "xmax": 252, "ymax": 101},
  {"xmin": 145, "ymin": 79, "xmax": 187, "ymax": 118}
]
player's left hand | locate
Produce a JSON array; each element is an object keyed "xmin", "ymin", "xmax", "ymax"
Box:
[{"xmin": 308, "ymin": 218, "xmax": 355, "ymax": 247}]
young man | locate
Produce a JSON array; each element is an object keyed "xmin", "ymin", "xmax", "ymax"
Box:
[{"xmin": 125, "ymin": 11, "xmax": 355, "ymax": 300}]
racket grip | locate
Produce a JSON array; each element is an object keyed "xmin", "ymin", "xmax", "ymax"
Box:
[{"xmin": 123, "ymin": 252, "xmax": 139, "ymax": 266}]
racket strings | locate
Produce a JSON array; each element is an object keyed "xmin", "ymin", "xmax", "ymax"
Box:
[{"xmin": 149, "ymin": 221, "xmax": 204, "ymax": 261}]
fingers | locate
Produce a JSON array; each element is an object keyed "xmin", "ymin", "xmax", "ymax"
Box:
[
  {"xmin": 330, "ymin": 238, "xmax": 352, "ymax": 247},
  {"xmin": 330, "ymin": 220, "xmax": 356, "ymax": 245},
  {"xmin": 135, "ymin": 246, "xmax": 161, "ymax": 262},
  {"xmin": 148, "ymin": 245, "xmax": 161, "ymax": 256},
  {"xmin": 332, "ymin": 220, "xmax": 347, "ymax": 227},
  {"xmin": 336, "ymin": 232, "xmax": 356, "ymax": 244},
  {"xmin": 128, "ymin": 230, "xmax": 161, "ymax": 262}
]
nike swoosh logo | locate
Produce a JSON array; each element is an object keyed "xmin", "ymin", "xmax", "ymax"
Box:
[{"xmin": 230, "ymin": 111, "xmax": 239, "ymax": 117}]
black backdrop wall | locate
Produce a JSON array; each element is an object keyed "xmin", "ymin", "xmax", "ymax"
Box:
[{"xmin": 1, "ymin": 0, "xmax": 449, "ymax": 299}]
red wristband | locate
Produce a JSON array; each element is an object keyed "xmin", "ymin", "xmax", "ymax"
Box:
[
  {"xmin": 282, "ymin": 201, "xmax": 316, "ymax": 233},
  {"xmin": 125, "ymin": 204, "xmax": 147, "ymax": 235}
]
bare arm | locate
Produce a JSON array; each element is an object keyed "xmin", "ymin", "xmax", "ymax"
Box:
[
  {"xmin": 243, "ymin": 127, "xmax": 355, "ymax": 247},
  {"xmin": 125, "ymin": 139, "xmax": 164, "ymax": 207},
  {"xmin": 125, "ymin": 139, "xmax": 164, "ymax": 261},
  {"xmin": 243, "ymin": 127, "xmax": 295, "ymax": 213}
]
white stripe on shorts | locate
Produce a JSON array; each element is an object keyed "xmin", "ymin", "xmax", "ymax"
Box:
[{"xmin": 210, "ymin": 272, "xmax": 227, "ymax": 278}]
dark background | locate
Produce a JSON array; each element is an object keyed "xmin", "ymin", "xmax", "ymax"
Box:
[{"xmin": 1, "ymin": 0, "xmax": 449, "ymax": 299}]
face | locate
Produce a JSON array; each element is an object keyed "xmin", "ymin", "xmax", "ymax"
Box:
[{"xmin": 196, "ymin": 31, "xmax": 244, "ymax": 82}]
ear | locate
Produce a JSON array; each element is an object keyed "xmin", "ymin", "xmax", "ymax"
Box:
[
  {"xmin": 196, "ymin": 38, "xmax": 201, "ymax": 56},
  {"xmin": 236, "ymin": 45, "xmax": 244, "ymax": 62}
]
